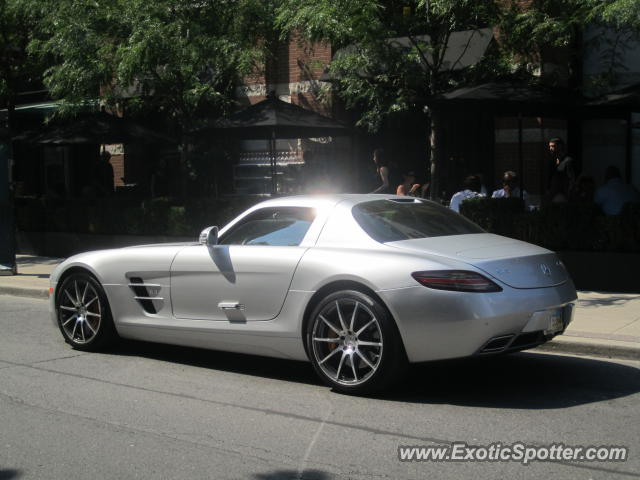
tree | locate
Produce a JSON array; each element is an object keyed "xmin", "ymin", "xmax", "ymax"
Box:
[
  {"xmin": 277, "ymin": 0, "xmax": 507, "ymax": 198},
  {"xmin": 584, "ymin": 0, "xmax": 640, "ymax": 91},
  {"xmin": 31, "ymin": 0, "xmax": 276, "ymax": 196},
  {"xmin": 0, "ymin": 0, "xmax": 45, "ymax": 109},
  {"xmin": 589, "ymin": 0, "xmax": 640, "ymax": 31},
  {"xmin": 277, "ymin": 0, "xmax": 640, "ymax": 198},
  {"xmin": 500, "ymin": 0, "xmax": 640, "ymax": 93}
]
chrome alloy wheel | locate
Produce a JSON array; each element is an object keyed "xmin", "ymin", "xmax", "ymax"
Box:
[
  {"xmin": 311, "ymin": 299, "xmax": 384, "ymax": 386},
  {"xmin": 58, "ymin": 279, "xmax": 102, "ymax": 345}
]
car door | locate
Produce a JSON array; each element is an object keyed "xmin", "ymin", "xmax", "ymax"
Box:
[{"xmin": 170, "ymin": 206, "xmax": 315, "ymax": 321}]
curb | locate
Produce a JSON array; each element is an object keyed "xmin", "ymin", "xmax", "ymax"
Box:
[
  {"xmin": 0, "ymin": 286, "xmax": 49, "ymax": 300},
  {"xmin": 534, "ymin": 339, "xmax": 639, "ymax": 361}
]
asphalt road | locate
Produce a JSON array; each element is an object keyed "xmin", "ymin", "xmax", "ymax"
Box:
[{"xmin": 0, "ymin": 295, "xmax": 639, "ymax": 480}]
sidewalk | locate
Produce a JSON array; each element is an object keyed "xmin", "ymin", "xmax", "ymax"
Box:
[
  {"xmin": 1, "ymin": 255, "xmax": 638, "ymax": 360},
  {"xmin": 0, "ymin": 255, "xmax": 63, "ymax": 299}
]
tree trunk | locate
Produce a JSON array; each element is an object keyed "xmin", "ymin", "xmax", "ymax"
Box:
[
  {"xmin": 180, "ymin": 145, "xmax": 187, "ymax": 200},
  {"xmin": 178, "ymin": 134, "xmax": 190, "ymax": 200},
  {"xmin": 428, "ymin": 108, "xmax": 443, "ymax": 202}
]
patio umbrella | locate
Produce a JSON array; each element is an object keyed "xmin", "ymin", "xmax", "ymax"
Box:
[
  {"xmin": 584, "ymin": 82, "xmax": 640, "ymax": 111},
  {"xmin": 201, "ymin": 95, "xmax": 350, "ymax": 193},
  {"xmin": 26, "ymin": 111, "xmax": 174, "ymax": 145}
]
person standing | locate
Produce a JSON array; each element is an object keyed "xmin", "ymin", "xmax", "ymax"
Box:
[
  {"xmin": 370, "ymin": 149, "xmax": 396, "ymax": 194},
  {"xmin": 548, "ymin": 137, "xmax": 575, "ymax": 197},
  {"xmin": 96, "ymin": 149, "xmax": 115, "ymax": 196}
]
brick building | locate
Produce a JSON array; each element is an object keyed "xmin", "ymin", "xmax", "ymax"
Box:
[{"xmin": 227, "ymin": 38, "xmax": 358, "ymax": 196}]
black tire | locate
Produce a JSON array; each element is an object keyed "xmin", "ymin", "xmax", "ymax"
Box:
[
  {"xmin": 55, "ymin": 272, "xmax": 118, "ymax": 351},
  {"xmin": 306, "ymin": 290, "xmax": 407, "ymax": 395}
]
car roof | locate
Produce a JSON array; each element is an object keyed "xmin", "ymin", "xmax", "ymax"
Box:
[{"xmin": 251, "ymin": 193, "xmax": 419, "ymax": 210}]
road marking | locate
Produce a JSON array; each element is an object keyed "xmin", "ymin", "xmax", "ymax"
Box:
[{"xmin": 297, "ymin": 391, "xmax": 332, "ymax": 479}]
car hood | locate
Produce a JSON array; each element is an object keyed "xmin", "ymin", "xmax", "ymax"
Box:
[{"xmin": 387, "ymin": 233, "xmax": 569, "ymax": 289}]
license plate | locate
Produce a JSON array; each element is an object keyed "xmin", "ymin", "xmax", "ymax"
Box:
[{"xmin": 544, "ymin": 310, "xmax": 564, "ymax": 335}]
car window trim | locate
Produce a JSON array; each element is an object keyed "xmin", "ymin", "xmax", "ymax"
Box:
[{"xmin": 218, "ymin": 206, "xmax": 317, "ymax": 247}]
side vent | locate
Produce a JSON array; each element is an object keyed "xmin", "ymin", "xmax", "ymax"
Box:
[{"xmin": 128, "ymin": 277, "xmax": 163, "ymax": 314}]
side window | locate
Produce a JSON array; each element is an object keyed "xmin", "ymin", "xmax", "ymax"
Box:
[{"xmin": 219, "ymin": 207, "xmax": 316, "ymax": 246}]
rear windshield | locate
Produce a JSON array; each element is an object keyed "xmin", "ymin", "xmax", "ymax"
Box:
[{"xmin": 352, "ymin": 199, "xmax": 484, "ymax": 243}]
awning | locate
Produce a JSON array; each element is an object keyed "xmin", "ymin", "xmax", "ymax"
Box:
[
  {"xmin": 427, "ymin": 82, "xmax": 580, "ymax": 116},
  {"xmin": 198, "ymin": 95, "xmax": 351, "ymax": 194},
  {"xmin": 23, "ymin": 111, "xmax": 174, "ymax": 145},
  {"xmin": 203, "ymin": 96, "xmax": 351, "ymax": 139},
  {"xmin": 582, "ymin": 83, "xmax": 640, "ymax": 116}
]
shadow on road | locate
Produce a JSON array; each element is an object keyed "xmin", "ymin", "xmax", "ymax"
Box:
[
  {"xmin": 378, "ymin": 352, "xmax": 640, "ymax": 409},
  {"xmin": 0, "ymin": 469, "xmax": 22, "ymax": 480},
  {"xmin": 110, "ymin": 340, "xmax": 639, "ymax": 409},
  {"xmin": 112, "ymin": 339, "xmax": 323, "ymax": 386}
]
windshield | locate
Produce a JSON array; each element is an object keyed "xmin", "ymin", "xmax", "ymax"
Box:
[{"xmin": 352, "ymin": 199, "xmax": 484, "ymax": 243}]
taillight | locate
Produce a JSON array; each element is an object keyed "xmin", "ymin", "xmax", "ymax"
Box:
[{"xmin": 411, "ymin": 270, "xmax": 502, "ymax": 292}]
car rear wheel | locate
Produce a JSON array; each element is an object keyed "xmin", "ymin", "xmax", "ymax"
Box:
[
  {"xmin": 56, "ymin": 272, "xmax": 117, "ymax": 351},
  {"xmin": 307, "ymin": 290, "xmax": 406, "ymax": 394}
]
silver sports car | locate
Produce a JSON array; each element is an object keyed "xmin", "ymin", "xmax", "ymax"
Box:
[{"xmin": 50, "ymin": 194, "xmax": 577, "ymax": 393}]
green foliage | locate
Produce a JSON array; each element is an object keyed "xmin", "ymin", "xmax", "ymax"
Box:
[
  {"xmin": 459, "ymin": 197, "xmax": 526, "ymax": 236},
  {"xmin": 459, "ymin": 198, "xmax": 640, "ymax": 253},
  {"xmin": 278, "ymin": 0, "xmax": 640, "ymax": 131},
  {"xmin": 0, "ymin": 0, "xmax": 47, "ymax": 106},
  {"xmin": 500, "ymin": 0, "xmax": 589, "ymax": 51},
  {"xmin": 588, "ymin": 0, "xmax": 640, "ymax": 31},
  {"xmin": 30, "ymin": 0, "xmax": 275, "ymax": 131},
  {"xmin": 277, "ymin": 0, "xmax": 503, "ymax": 131}
]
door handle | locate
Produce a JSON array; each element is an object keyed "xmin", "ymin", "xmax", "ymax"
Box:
[{"xmin": 218, "ymin": 301, "xmax": 245, "ymax": 311}]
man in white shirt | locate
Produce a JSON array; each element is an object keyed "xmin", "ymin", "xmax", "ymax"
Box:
[{"xmin": 450, "ymin": 175, "xmax": 484, "ymax": 212}]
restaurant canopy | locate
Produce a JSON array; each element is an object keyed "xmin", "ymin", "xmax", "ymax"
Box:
[
  {"xmin": 206, "ymin": 95, "xmax": 350, "ymax": 139},
  {"xmin": 583, "ymin": 82, "xmax": 640, "ymax": 116},
  {"xmin": 427, "ymin": 82, "xmax": 579, "ymax": 115},
  {"xmin": 200, "ymin": 95, "xmax": 351, "ymax": 193},
  {"xmin": 23, "ymin": 111, "xmax": 174, "ymax": 145}
]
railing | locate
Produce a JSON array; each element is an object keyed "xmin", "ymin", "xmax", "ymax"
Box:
[{"xmin": 238, "ymin": 150, "xmax": 303, "ymax": 166}]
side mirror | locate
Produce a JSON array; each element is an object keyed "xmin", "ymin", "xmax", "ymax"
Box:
[{"xmin": 199, "ymin": 226, "xmax": 219, "ymax": 247}]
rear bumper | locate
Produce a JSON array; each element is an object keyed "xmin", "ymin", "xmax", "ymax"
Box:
[{"xmin": 378, "ymin": 280, "xmax": 577, "ymax": 363}]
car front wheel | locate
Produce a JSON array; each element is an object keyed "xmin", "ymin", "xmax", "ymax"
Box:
[
  {"xmin": 307, "ymin": 290, "xmax": 406, "ymax": 394},
  {"xmin": 56, "ymin": 272, "xmax": 117, "ymax": 351}
]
